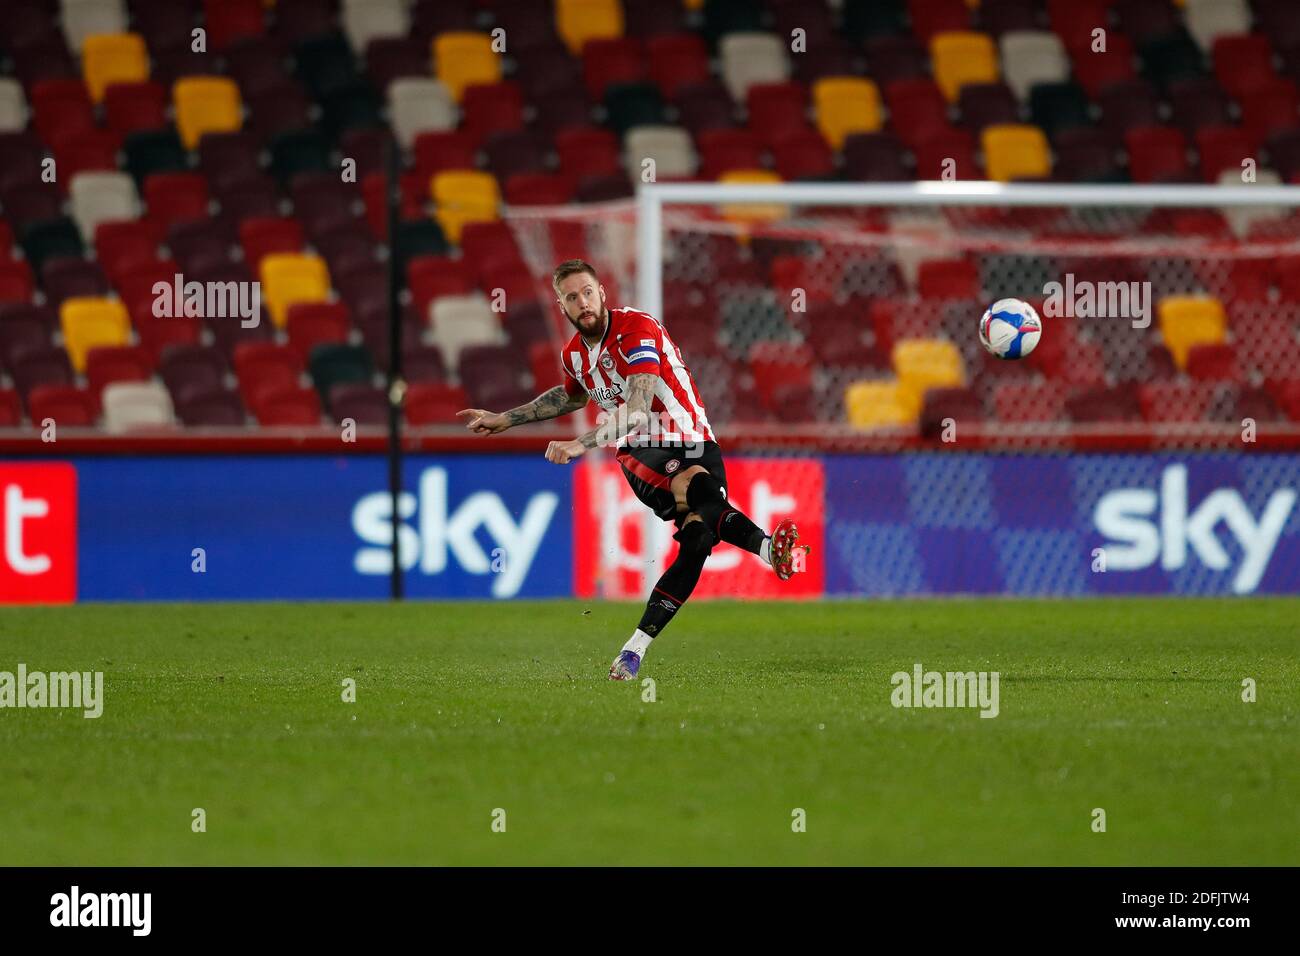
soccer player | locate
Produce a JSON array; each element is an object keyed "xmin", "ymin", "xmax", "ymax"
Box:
[{"xmin": 458, "ymin": 259, "xmax": 808, "ymax": 681}]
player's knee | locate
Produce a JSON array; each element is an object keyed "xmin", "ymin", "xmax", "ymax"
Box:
[
  {"xmin": 673, "ymin": 515, "xmax": 714, "ymax": 562},
  {"xmin": 684, "ymin": 470, "xmax": 726, "ymax": 510}
]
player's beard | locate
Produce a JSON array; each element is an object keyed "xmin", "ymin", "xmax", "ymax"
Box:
[{"xmin": 571, "ymin": 305, "xmax": 607, "ymax": 341}]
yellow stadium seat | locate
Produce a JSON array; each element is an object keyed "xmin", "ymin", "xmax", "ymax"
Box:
[
  {"xmin": 60, "ymin": 298, "xmax": 130, "ymax": 372},
  {"xmin": 555, "ymin": 0, "xmax": 624, "ymax": 56},
  {"xmin": 260, "ymin": 253, "xmax": 330, "ymax": 328},
  {"xmin": 931, "ymin": 31, "xmax": 999, "ymax": 102},
  {"xmin": 433, "ymin": 32, "xmax": 502, "ymax": 102},
  {"xmin": 892, "ymin": 339, "xmax": 966, "ymax": 393},
  {"xmin": 813, "ymin": 77, "xmax": 883, "ymax": 150},
  {"xmin": 431, "ymin": 170, "xmax": 500, "ymax": 243},
  {"xmin": 82, "ymin": 33, "xmax": 149, "ymax": 103},
  {"xmin": 981, "ymin": 124, "xmax": 1051, "ymax": 182},
  {"xmin": 1158, "ymin": 296, "xmax": 1227, "ymax": 368},
  {"xmin": 717, "ymin": 169, "xmax": 786, "ymax": 223},
  {"xmin": 173, "ymin": 76, "xmax": 242, "ymax": 150},
  {"xmin": 845, "ymin": 379, "xmax": 920, "ymax": 428}
]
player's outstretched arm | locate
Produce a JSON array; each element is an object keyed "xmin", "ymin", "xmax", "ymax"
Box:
[
  {"xmin": 458, "ymin": 385, "xmax": 588, "ymax": 435},
  {"xmin": 545, "ymin": 373, "xmax": 656, "ymax": 464}
]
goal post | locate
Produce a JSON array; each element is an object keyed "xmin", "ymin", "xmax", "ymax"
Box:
[{"xmin": 636, "ymin": 181, "xmax": 1300, "ymax": 319}]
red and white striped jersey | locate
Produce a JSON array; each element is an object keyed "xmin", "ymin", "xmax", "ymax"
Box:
[{"xmin": 560, "ymin": 306, "xmax": 716, "ymax": 444}]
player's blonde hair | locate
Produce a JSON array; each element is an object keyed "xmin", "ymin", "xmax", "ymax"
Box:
[{"xmin": 552, "ymin": 259, "xmax": 600, "ymax": 294}]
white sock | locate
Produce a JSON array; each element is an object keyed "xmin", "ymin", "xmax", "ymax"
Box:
[
  {"xmin": 622, "ymin": 628, "xmax": 653, "ymax": 659},
  {"xmin": 759, "ymin": 536, "xmax": 773, "ymax": 566}
]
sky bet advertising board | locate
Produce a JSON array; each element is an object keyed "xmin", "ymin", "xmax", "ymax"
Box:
[{"xmin": 0, "ymin": 453, "xmax": 1296, "ymax": 602}]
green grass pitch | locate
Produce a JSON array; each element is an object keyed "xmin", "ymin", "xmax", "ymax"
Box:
[{"xmin": 2, "ymin": 598, "xmax": 1297, "ymax": 866}]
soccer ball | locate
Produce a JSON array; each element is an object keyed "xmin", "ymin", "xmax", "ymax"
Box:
[{"xmin": 979, "ymin": 298, "xmax": 1043, "ymax": 359}]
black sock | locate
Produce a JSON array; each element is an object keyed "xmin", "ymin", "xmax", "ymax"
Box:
[
  {"xmin": 636, "ymin": 520, "xmax": 713, "ymax": 637},
  {"xmin": 685, "ymin": 472, "xmax": 767, "ymax": 555}
]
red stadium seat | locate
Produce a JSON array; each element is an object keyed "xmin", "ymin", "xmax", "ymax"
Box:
[
  {"xmin": 234, "ymin": 342, "xmax": 304, "ymax": 409},
  {"xmin": 286, "ymin": 302, "xmax": 352, "ymax": 362},
  {"xmin": 505, "ymin": 173, "xmax": 576, "ymax": 205},
  {"xmin": 461, "ymin": 82, "xmax": 526, "ymax": 145},
  {"xmin": 203, "ymin": 0, "xmax": 265, "ymax": 53},
  {"xmin": 0, "ymin": 388, "xmax": 21, "ymax": 426},
  {"xmin": 1186, "ymin": 343, "xmax": 1239, "ymax": 381},
  {"xmin": 413, "ymin": 131, "xmax": 479, "ymax": 182},
  {"xmin": 647, "ymin": 34, "xmax": 710, "ymax": 99},
  {"xmin": 31, "ymin": 78, "xmax": 95, "ymax": 148},
  {"xmin": 907, "ymin": 0, "xmax": 971, "ymax": 43},
  {"xmin": 555, "ymin": 127, "xmax": 622, "ymax": 179},
  {"xmin": 253, "ymin": 385, "xmax": 322, "ymax": 425},
  {"xmin": 885, "ymin": 79, "xmax": 951, "ymax": 148},
  {"xmin": 0, "ymin": 259, "xmax": 35, "ymax": 305},
  {"xmin": 1212, "ymin": 35, "xmax": 1277, "ymax": 100},
  {"xmin": 405, "ymin": 382, "xmax": 469, "ymax": 425},
  {"xmin": 94, "ymin": 220, "xmax": 165, "ymax": 286},
  {"xmin": 1195, "ymin": 126, "xmax": 1256, "ymax": 183},
  {"xmin": 771, "ymin": 130, "xmax": 834, "ymax": 180},
  {"xmin": 917, "ymin": 259, "xmax": 981, "ymax": 300},
  {"xmin": 582, "ymin": 38, "xmax": 647, "ymax": 101},
  {"xmin": 697, "ymin": 128, "xmax": 765, "ymax": 179},
  {"xmin": 27, "ymin": 384, "xmax": 96, "ymax": 426},
  {"xmin": 1125, "ymin": 126, "xmax": 1192, "ymax": 183},
  {"xmin": 745, "ymin": 83, "xmax": 810, "ymax": 148},
  {"xmin": 85, "ymin": 345, "xmax": 154, "ymax": 400},
  {"xmin": 103, "ymin": 81, "xmax": 168, "ymax": 136},
  {"xmin": 239, "ymin": 217, "xmax": 306, "ymax": 271},
  {"xmin": 144, "ymin": 173, "xmax": 211, "ymax": 229}
]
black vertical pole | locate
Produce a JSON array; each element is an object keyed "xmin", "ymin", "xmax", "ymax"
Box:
[{"xmin": 386, "ymin": 134, "xmax": 404, "ymax": 600}]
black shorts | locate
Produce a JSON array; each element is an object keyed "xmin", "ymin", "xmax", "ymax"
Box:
[{"xmin": 617, "ymin": 440, "xmax": 727, "ymax": 528}]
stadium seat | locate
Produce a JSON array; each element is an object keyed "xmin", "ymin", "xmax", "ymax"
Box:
[
  {"xmin": 143, "ymin": 172, "xmax": 210, "ymax": 229},
  {"xmin": 1158, "ymin": 296, "xmax": 1227, "ymax": 368},
  {"xmin": 433, "ymin": 32, "xmax": 502, "ymax": 102},
  {"xmin": 555, "ymin": 0, "xmax": 624, "ymax": 55},
  {"xmin": 892, "ymin": 339, "xmax": 966, "ymax": 395},
  {"xmin": 342, "ymin": 0, "xmax": 408, "ymax": 53},
  {"xmin": 85, "ymin": 344, "xmax": 153, "ymax": 399},
  {"xmin": 429, "ymin": 292, "xmax": 505, "ymax": 367},
  {"xmin": 0, "ymin": 79, "xmax": 28, "ymax": 133},
  {"xmin": 239, "ymin": 217, "xmax": 305, "ymax": 272},
  {"xmin": 958, "ymin": 83, "xmax": 1020, "ymax": 133},
  {"xmin": 717, "ymin": 169, "xmax": 786, "ymax": 222},
  {"xmin": 981, "ymin": 124, "xmax": 1052, "ymax": 181},
  {"xmin": 0, "ymin": 388, "xmax": 22, "ymax": 426},
  {"xmin": 1196, "ymin": 126, "xmax": 1256, "ymax": 182},
  {"xmin": 69, "ymin": 171, "xmax": 140, "ymax": 241},
  {"xmin": 61, "ymin": 0, "xmax": 128, "ymax": 54},
  {"xmin": 43, "ymin": 258, "xmax": 110, "ymax": 310},
  {"xmin": 1028, "ymin": 82, "xmax": 1091, "ymax": 139},
  {"xmin": 123, "ymin": 129, "xmax": 188, "ymax": 185},
  {"xmin": 648, "ymin": 34, "xmax": 711, "ymax": 99},
  {"xmin": 253, "ymin": 385, "xmax": 322, "ymax": 425},
  {"xmin": 1212, "ymin": 34, "xmax": 1277, "ymax": 100},
  {"xmin": 102, "ymin": 81, "xmax": 167, "ymax": 137},
  {"xmin": 308, "ymin": 343, "xmax": 373, "ymax": 400},
  {"xmin": 286, "ymin": 302, "xmax": 352, "ymax": 362},
  {"xmin": 812, "ymin": 77, "xmax": 883, "ymax": 149},
  {"xmin": 59, "ymin": 297, "xmax": 130, "ymax": 372},
  {"xmin": 556, "ymin": 127, "xmax": 622, "ymax": 179},
  {"xmin": 81, "ymin": 33, "xmax": 148, "ymax": 103},
  {"xmin": 28, "ymin": 384, "xmax": 96, "ymax": 427},
  {"xmin": 624, "ymin": 126, "xmax": 698, "ymax": 180},
  {"xmin": 99, "ymin": 382, "xmax": 172, "ymax": 434},
  {"xmin": 931, "ymin": 31, "xmax": 1000, "ymax": 102},
  {"xmin": 843, "ymin": 132, "xmax": 912, "ymax": 181},
  {"xmin": 1185, "ymin": 0, "xmax": 1251, "ymax": 52},
  {"xmin": 260, "ymin": 253, "xmax": 331, "ymax": 328},
  {"xmin": 1125, "ymin": 126, "xmax": 1192, "ymax": 183},
  {"xmin": 998, "ymin": 31, "xmax": 1070, "ymax": 100},
  {"xmin": 720, "ymin": 33, "xmax": 790, "ymax": 102},
  {"xmin": 328, "ymin": 383, "xmax": 387, "ymax": 425},
  {"xmin": 1168, "ymin": 77, "xmax": 1233, "ymax": 136},
  {"xmin": 0, "ymin": 261, "xmax": 36, "ymax": 306},
  {"xmin": 159, "ymin": 345, "xmax": 228, "ymax": 406},
  {"xmin": 173, "ymin": 77, "xmax": 243, "ymax": 150},
  {"xmin": 461, "ymin": 82, "xmax": 526, "ymax": 144},
  {"xmin": 387, "ymin": 78, "xmax": 457, "ymax": 148},
  {"xmin": 865, "ymin": 35, "xmax": 931, "ymax": 87},
  {"xmin": 845, "ymin": 379, "xmax": 918, "ymax": 428},
  {"xmin": 582, "ymin": 37, "xmax": 648, "ymax": 101},
  {"xmin": 1071, "ymin": 32, "xmax": 1138, "ymax": 98},
  {"xmin": 175, "ymin": 389, "xmax": 245, "ymax": 427},
  {"xmin": 405, "ymin": 382, "xmax": 469, "ymax": 425},
  {"xmin": 431, "ymin": 170, "xmax": 500, "ymax": 244}
]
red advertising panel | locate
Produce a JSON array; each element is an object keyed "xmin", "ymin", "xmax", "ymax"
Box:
[
  {"xmin": 573, "ymin": 455, "xmax": 824, "ymax": 599},
  {"xmin": 0, "ymin": 463, "xmax": 77, "ymax": 604}
]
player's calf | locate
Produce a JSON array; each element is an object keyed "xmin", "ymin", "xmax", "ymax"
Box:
[{"xmin": 608, "ymin": 517, "xmax": 712, "ymax": 680}]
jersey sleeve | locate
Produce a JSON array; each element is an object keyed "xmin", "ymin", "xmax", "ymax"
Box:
[
  {"xmin": 560, "ymin": 354, "xmax": 587, "ymax": 398},
  {"xmin": 614, "ymin": 315, "xmax": 664, "ymax": 376}
]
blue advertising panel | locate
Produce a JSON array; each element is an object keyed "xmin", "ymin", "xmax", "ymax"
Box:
[
  {"xmin": 71, "ymin": 455, "xmax": 573, "ymax": 600},
  {"xmin": 824, "ymin": 453, "xmax": 1300, "ymax": 596}
]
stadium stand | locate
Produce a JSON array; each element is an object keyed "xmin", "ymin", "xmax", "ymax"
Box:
[{"xmin": 0, "ymin": 0, "xmax": 1297, "ymax": 438}]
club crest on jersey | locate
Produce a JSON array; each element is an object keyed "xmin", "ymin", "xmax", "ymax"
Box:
[
  {"xmin": 665, "ymin": 459, "xmax": 681, "ymax": 474},
  {"xmin": 600, "ymin": 353, "xmax": 615, "ymax": 370}
]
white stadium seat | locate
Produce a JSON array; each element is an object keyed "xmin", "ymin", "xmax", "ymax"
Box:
[
  {"xmin": 387, "ymin": 78, "xmax": 457, "ymax": 149},
  {"xmin": 102, "ymin": 382, "xmax": 176, "ymax": 434}
]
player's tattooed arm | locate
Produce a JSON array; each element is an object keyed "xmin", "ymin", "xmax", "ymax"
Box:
[
  {"xmin": 576, "ymin": 372, "xmax": 656, "ymax": 449},
  {"xmin": 458, "ymin": 385, "xmax": 586, "ymax": 435},
  {"xmin": 504, "ymin": 385, "xmax": 588, "ymax": 427}
]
